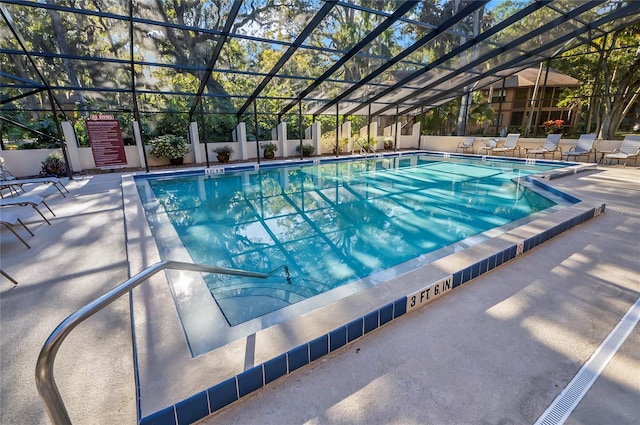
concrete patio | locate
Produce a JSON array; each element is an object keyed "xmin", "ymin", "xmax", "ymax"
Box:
[{"xmin": 0, "ymin": 161, "xmax": 638, "ymax": 425}]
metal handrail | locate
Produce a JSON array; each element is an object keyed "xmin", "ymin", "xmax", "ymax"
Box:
[{"xmin": 35, "ymin": 260, "xmax": 269, "ymax": 425}]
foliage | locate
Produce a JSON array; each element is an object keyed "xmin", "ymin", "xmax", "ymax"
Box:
[
  {"xmin": 542, "ymin": 119, "xmax": 564, "ymax": 134},
  {"xmin": 19, "ymin": 142, "xmax": 39, "ymax": 150},
  {"xmin": 41, "ymin": 151, "xmax": 67, "ymax": 177},
  {"xmin": 357, "ymin": 136, "xmax": 376, "ymax": 151},
  {"xmin": 213, "ymin": 145, "xmax": 234, "ymax": 154},
  {"xmin": 3, "ymin": 0, "xmax": 636, "ymax": 141},
  {"xmin": 553, "ymin": 23, "xmax": 640, "ymax": 138},
  {"xmin": 260, "ymin": 142, "xmax": 277, "ymax": 152},
  {"xmin": 321, "ymin": 132, "xmax": 348, "ymax": 150},
  {"xmin": 295, "ymin": 143, "xmax": 315, "ymax": 157},
  {"xmin": 148, "ymin": 134, "xmax": 190, "ymax": 159},
  {"xmin": 469, "ymin": 100, "xmax": 495, "ymax": 125}
]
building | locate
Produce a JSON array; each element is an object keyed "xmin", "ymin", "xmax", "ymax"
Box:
[{"xmin": 483, "ymin": 67, "xmax": 581, "ymax": 136}]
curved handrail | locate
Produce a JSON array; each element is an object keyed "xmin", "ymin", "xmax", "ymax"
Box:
[{"xmin": 35, "ymin": 260, "xmax": 269, "ymax": 425}]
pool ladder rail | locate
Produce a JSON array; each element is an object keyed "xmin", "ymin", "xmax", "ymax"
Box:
[{"xmin": 35, "ymin": 260, "xmax": 269, "ymax": 425}]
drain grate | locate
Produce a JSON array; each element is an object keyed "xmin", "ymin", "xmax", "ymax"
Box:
[{"xmin": 534, "ymin": 296, "xmax": 640, "ymax": 425}]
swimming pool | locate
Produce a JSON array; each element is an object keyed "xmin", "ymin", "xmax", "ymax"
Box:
[
  {"xmin": 125, "ymin": 151, "xmax": 603, "ymax": 423},
  {"xmin": 135, "ymin": 153, "xmax": 575, "ymax": 354}
]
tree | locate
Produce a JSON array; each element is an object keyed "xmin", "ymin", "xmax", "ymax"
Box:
[{"xmin": 554, "ymin": 24, "xmax": 639, "ymax": 138}]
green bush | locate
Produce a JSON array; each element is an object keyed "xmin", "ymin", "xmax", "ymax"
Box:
[
  {"xmin": 148, "ymin": 134, "xmax": 190, "ymax": 159},
  {"xmin": 41, "ymin": 151, "xmax": 67, "ymax": 176},
  {"xmin": 295, "ymin": 143, "xmax": 315, "ymax": 157},
  {"xmin": 213, "ymin": 145, "xmax": 233, "ymax": 154}
]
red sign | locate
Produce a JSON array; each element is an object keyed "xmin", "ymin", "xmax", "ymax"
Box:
[{"xmin": 85, "ymin": 120, "xmax": 128, "ymax": 169}]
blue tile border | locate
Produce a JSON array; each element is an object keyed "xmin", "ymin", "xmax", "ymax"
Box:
[
  {"xmin": 175, "ymin": 391, "xmax": 208, "ymax": 425},
  {"xmin": 264, "ymin": 354, "xmax": 287, "ymax": 385},
  {"xmin": 329, "ymin": 326, "xmax": 347, "ymax": 352},
  {"xmin": 237, "ymin": 366, "xmax": 263, "ymax": 398},
  {"xmin": 287, "ymin": 344, "xmax": 309, "ymax": 372},
  {"xmin": 139, "ymin": 406, "xmax": 175, "ymax": 425},
  {"xmin": 309, "ymin": 334, "xmax": 329, "ymax": 361},
  {"xmin": 136, "ymin": 202, "xmax": 607, "ymax": 425},
  {"xmin": 133, "ymin": 150, "xmax": 590, "ymax": 186},
  {"xmin": 347, "ymin": 318, "xmax": 364, "ymax": 342},
  {"xmin": 363, "ymin": 311, "xmax": 379, "ymax": 334},
  {"xmin": 379, "ymin": 302, "xmax": 394, "ymax": 325},
  {"xmin": 207, "ymin": 377, "xmax": 238, "ymax": 413}
]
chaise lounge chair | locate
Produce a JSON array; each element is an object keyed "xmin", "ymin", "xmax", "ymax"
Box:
[
  {"xmin": 525, "ymin": 133, "xmax": 562, "ymax": 159},
  {"xmin": 490, "ymin": 133, "xmax": 521, "ymax": 157},
  {"xmin": 0, "ymin": 159, "xmax": 69, "ymax": 198},
  {"xmin": 455, "ymin": 137, "xmax": 475, "ymax": 153},
  {"xmin": 0, "ymin": 194, "xmax": 55, "ymax": 225},
  {"xmin": 477, "ymin": 138, "xmax": 498, "ymax": 155},
  {"xmin": 562, "ymin": 134, "xmax": 596, "ymax": 162},
  {"xmin": 1, "ymin": 210, "xmax": 35, "ymax": 249},
  {"xmin": 0, "ymin": 177, "xmax": 69, "ymax": 198},
  {"xmin": 605, "ymin": 135, "xmax": 640, "ymax": 167}
]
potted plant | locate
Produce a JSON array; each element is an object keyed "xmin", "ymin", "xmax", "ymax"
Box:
[
  {"xmin": 321, "ymin": 133, "xmax": 349, "ymax": 154},
  {"xmin": 295, "ymin": 143, "xmax": 315, "ymax": 157},
  {"xmin": 41, "ymin": 151, "xmax": 67, "ymax": 176},
  {"xmin": 213, "ymin": 145, "xmax": 233, "ymax": 163},
  {"xmin": 261, "ymin": 142, "xmax": 277, "ymax": 159},
  {"xmin": 328, "ymin": 137, "xmax": 349, "ymax": 154},
  {"xmin": 383, "ymin": 136, "xmax": 394, "ymax": 150},
  {"xmin": 148, "ymin": 134, "xmax": 190, "ymax": 165},
  {"xmin": 358, "ymin": 136, "xmax": 376, "ymax": 153}
]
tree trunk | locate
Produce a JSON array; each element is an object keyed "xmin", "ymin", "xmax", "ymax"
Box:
[{"xmin": 46, "ymin": 0, "xmax": 88, "ymax": 114}]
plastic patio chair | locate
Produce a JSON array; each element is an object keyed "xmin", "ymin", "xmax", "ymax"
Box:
[
  {"xmin": 455, "ymin": 137, "xmax": 475, "ymax": 153},
  {"xmin": 0, "ymin": 157, "xmax": 68, "ymax": 198},
  {"xmin": 562, "ymin": 134, "xmax": 596, "ymax": 162},
  {"xmin": 605, "ymin": 135, "xmax": 640, "ymax": 167},
  {"xmin": 0, "ymin": 194, "xmax": 55, "ymax": 225},
  {"xmin": 525, "ymin": 133, "xmax": 562, "ymax": 159},
  {"xmin": 477, "ymin": 138, "xmax": 498, "ymax": 155},
  {"xmin": 1, "ymin": 210, "xmax": 35, "ymax": 249},
  {"xmin": 0, "ymin": 177, "xmax": 69, "ymax": 198},
  {"xmin": 490, "ymin": 133, "xmax": 521, "ymax": 156}
]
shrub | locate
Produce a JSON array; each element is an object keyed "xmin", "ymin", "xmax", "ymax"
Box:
[
  {"xmin": 41, "ymin": 151, "xmax": 67, "ymax": 176},
  {"xmin": 213, "ymin": 145, "xmax": 234, "ymax": 154},
  {"xmin": 148, "ymin": 134, "xmax": 189, "ymax": 159},
  {"xmin": 261, "ymin": 142, "xmax": 277, "ymax": 152},
  {"xmin": 295, "ymin": 143, "xmax": 315, "ymax": 156}
]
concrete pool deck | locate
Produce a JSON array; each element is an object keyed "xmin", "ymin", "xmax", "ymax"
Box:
[{"xmin": 0, "ymin": 161, "xmax": 638, "ymax": 424}]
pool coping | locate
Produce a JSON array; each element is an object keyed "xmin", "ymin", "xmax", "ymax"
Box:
[{"xmin": 123, "ymin": 152, "xmax": 603, "ymax": 425}]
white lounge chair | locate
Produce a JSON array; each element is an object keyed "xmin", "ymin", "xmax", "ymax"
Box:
[
  {"xmin": 477, "ymin": 138, "xmax": 498, "ymax": 155},
  {"xmin": 605, "ymin": 135, "xmax": 640, "ymax": 167},
  {"xmin": 0, "ymin": 177, "xmax": 69, "ymax": 198},
  {"xmin": 455, "ymin": 137, "xmax": 475, "ymax": 153},
  {"xmin": 525, "ymin": 133, "xmax": 562, "ymax": 159},
  {"xmin": 490, "ymin": 133, "xmax": 521, "ymax": 157},
  {"xmin": 0, "ymin": 158, "xmax": 68, "ymax": 198},
  {"xmin": 562, "ymin": 134, "xmax": 596, "ymax": 162},
  {"xmin": 0, "ymin": 194, "xmax": 55, "ymax": 225},
  {"xmin": 1, "ymin": 210, "xmax": 34, "ymax": 249}
]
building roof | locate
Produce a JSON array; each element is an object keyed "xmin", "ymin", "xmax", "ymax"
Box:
[{"xmin": 490, "ymin": 67, "xmax": 581, "ymax": 89}]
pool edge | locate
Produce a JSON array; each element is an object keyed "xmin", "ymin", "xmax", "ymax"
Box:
[{"xmin": 123, "ymin": 163, "xmax": 606, "ymax": 424}]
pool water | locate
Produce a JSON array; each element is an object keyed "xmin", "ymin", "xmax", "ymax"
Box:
[{"xmin": 137, "ymin": 154, "xmax": 565, "ymax": 328}]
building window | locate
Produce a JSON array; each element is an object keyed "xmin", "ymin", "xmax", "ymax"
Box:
[
  {"xmin": 491, "ymin": 89, "xmax": 506, "ymax": 103},
  {"xmin": 513, "ymin": 88, "xmax": 529, "ymax": 109},
  {"xmin": 510, "ymin": 111, "xmax": 524, "ymax": 127}
]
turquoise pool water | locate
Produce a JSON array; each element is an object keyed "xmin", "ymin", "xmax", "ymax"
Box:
[{"xmin": 137, "ymin": 154, "xmax": 568, "ymax": 329}]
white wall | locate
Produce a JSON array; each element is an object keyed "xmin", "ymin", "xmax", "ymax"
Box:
[{"xmin": 1, "ymin": 135, "xmax": 617, "ymax": 177}]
